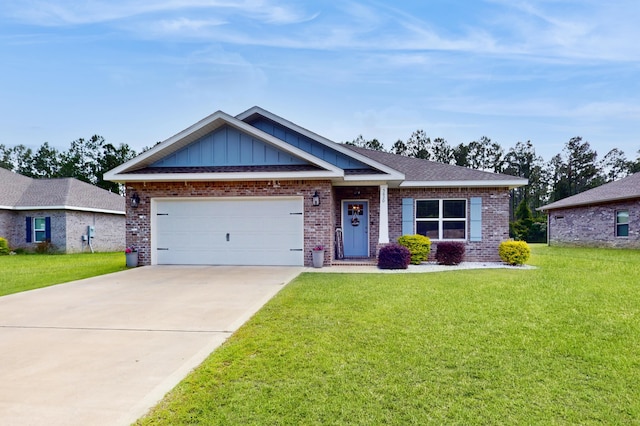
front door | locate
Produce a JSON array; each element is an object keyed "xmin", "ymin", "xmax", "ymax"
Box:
[{"xmin": 342, "ymin": 201, "xmax": 369, "ymax": 257}]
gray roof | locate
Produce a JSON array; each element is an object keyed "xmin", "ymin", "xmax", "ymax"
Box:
[
  {"xmin": 0, "ymin": 168, "xmax": 125, "ymax": 214},
  {"xmin": 344, "ymin": 145, "xmax": 527, "ymax": 186},
  {"xmin": 539, "ymin": 172, "xmax": 640, "ymax": 211}
]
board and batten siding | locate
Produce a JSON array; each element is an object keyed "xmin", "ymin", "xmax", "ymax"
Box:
[
  {"xmin": 248, "ymin": 117, "xmax": 372, "ymax": 171},
  {"xmin": 152, "ymin": 125, "xmax": 307, "ymax": 167}
]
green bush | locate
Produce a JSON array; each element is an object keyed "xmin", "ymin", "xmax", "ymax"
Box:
[
  {"xmin": 0, "ymin": 237, "xmax": 9, "ymax": 255},
  {"xmin": 498, "ymin": 240, "xmax": 531, "ymax": 265},
  {"xmin": 397, "ymin": 234, "xmax": 431, "ymax": 265}
]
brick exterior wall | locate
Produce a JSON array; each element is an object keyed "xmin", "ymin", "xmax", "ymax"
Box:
[
  {"xmin": 547, "ymin": 200, "xmax": 640, "ymax": 248},
  {"xmin": 2, "ymin": 210, "xmax": 124, "ymax": 253},
  {"xmin": 389, "ymin": 187, "xmax": 511, "ymax": 262},
  {"xmin": 126, "ymin": 181, "xmax": 511, "ymax": 266},
  {"xmin": 125, "ymin": 180, "xmax": 334, "ymax": 266},
  {"xmin": 64, "ymin": 211, "xmax": 126, "ymax": 253}
]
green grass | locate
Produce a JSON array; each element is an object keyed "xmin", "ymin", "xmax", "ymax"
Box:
[
  {"xmin": 138, "ymin": 245, "xmax": 640, "ymax": 425},
  {"xmin": 0, "ymin": 252, "xmax": 127, "ymax": 296}
]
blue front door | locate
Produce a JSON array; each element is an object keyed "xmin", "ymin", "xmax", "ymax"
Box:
[{"xmin": 342, "ymin": 201, "xmax": 369, "ymax": 257}]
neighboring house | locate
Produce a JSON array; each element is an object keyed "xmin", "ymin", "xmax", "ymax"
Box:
[
  {"xmin": 539, "ymin": 172, "xmax": 640, "ymax": 248},
  {"xmin": 0, "ymin": 168, "xmax": 125, "ymax": 253},
  {"xmin": 105, "ymin": 107, "xmax": 527, "ymax": 267}
]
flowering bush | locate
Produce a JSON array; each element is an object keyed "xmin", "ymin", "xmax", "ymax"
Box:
[
  {"xmin": 313, "ymin": 245, "xmax": 325, "ymax": 251},
  {"xmin": 125, "ymin": 245, "xmax": 137, "ymax": 254}
]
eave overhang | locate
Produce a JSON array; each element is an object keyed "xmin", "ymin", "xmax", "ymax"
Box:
[
  {"xmin": 0, "ymin": 205, "xmax": 124, "ymax": 215},
  {"xmin": 399, "ymin": 179, "xmax": 528, "ymax": 189},
  {"xmin": 108, "ymin": 170, "xmax": 343, "ymax": 183}
]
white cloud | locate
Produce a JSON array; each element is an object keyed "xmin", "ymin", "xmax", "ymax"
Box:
[
  {"xmin": 3, "ymin": 0, "xmax": 314, "ymax": 26},
  {"xmin": 156, "ymin": 17, "xmax": 227, "ymax": 33}
]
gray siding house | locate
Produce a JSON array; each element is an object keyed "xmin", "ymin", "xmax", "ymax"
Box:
[
  {"xmin": 0, "ymin": 168, "xmax": 125, "ymax": 253},
  {"xmin": 106, "ymin": 106, "xmax": 527, "ymax": 267},
  {"xmin": 539, "ymin": 172, "xmax": 640, "ymax": 248}
]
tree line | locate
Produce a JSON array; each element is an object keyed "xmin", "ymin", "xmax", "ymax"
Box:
[
  {"xmin": 346, "ymin": 132, "xmax": 640, "ymax": 242},
  {"xmin": 2, "ymin": 131, "xmax": 638, "ymax": 242},
  {"xmin": 0, "ymin": 136, "xmax": 137, "ymax": 194}
]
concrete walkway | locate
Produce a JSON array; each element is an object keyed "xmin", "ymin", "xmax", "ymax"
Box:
[{"xmin": 0, "ymin": 266, "xmax": 303, "ymax": 426}]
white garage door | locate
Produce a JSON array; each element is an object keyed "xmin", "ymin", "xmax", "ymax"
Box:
[{"xmin": 153, "ymin": 197, "xmax": 304, "ymax": 266}]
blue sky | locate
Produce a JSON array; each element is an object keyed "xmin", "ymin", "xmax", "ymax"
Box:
[{"xmin": 1, "ymin": 0, "xmax": 639, "ymax": 163}]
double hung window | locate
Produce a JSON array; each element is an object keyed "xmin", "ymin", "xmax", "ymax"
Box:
[
  {"xmin": 616, "ymin": 210, "xmax": 629, "ymax": 237},
  {"xmin": 33, "ymin": 217, "xmax": 47, "ymax": 243}
]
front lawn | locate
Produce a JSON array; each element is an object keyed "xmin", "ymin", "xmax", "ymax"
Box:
[
  {"xmin": 0, "ymin": 252, "xmax": 127, "ymax": 296},
  {"xmin": 138, "ymin": 245, "xmax": 640, "ymax": 425}
]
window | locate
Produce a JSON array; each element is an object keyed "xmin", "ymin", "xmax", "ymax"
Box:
[
  {"xmin": 416, "ymin": 199, "xmax": 466, "ymax": 240},
  {"xmin": 616, "ymin": 210, "xmax": 629, "ymax": 237},
  {"xmin": 33, "ymin": 217, "xmax": 47, "ymax": 242}
]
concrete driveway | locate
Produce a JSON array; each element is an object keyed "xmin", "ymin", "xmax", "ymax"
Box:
[{"xmin": 0, "ymin": 265, "xmax": 303, "ymax": 426}]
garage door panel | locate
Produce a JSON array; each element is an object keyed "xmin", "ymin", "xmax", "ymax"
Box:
[{"xmin": 155, "ymin": 198, "xmax": 303, "ymax": 266}]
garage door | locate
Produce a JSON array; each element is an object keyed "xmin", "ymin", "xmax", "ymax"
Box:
[{"xmin": 153, "ymin": 197, "xmax": 304, "ymax": 266}]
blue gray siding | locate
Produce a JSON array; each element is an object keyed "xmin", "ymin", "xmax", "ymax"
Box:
[
  {"xmin": 248, "ymin": 118, "xmax": 371, "ymax": 170},
  {"xmin": 152, "ymin": 125, "xmax": 308, "ymax": 167}
]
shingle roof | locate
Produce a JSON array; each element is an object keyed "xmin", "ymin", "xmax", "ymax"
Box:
[
  {"xmin": 343, "ymin": 145, "xmax": 527, "ymax": 186},
  {"xmin": 539, "ymin": 172, "xmax": 640, "ymax": 211},
  {"xmin": 0, "ymin": 168, "xmax": 125, "ymax": 214}
]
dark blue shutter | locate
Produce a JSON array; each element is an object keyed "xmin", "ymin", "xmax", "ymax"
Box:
[
  {"xmin": 402, "ymin": 198, "xmax": 414, "ymax": 235},
  {"xmin": 45, "ymin": 217, "xmax": 51, "ymax": 241},
  {"xmin": 469, "ymin": 197, "xmax": 482, "ymax": 241},
  {"xmin": 26, "ymin": 217, "xmax": 32, "ymax": 243}
]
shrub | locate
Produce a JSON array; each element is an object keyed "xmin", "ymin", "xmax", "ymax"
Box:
[
  {"xmin": 397, "ymin": 234, "xmax": 431, "ymax": 265},
  {"xmin": 498, "ymin": 240, "xmax": 531, "ymax": 265},
  {"xmin": 435, "ymin": 241, "xmax": 465, "ymax": 265},
  {"xmin": 378, "ymin": 244, "xmax": 411, "ymax": 270},
  {"xmin": 35, "ymin": 240, "xmax": 55, "ymax": 254},
  {"xmin": 0, "ymin": 237, "xmax": 9, "ymax": 255}
]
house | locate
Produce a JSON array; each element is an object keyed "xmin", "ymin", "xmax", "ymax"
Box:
[
  {"xmin": 539, "ymin": 172, "xmax": 640, "ymax": 248},
  {"xmin": 0, "ymin": 168, "xmax": 126, "ymax": 253},
  {"xmin": 105, "ymin": 107, "xmax": 527, "ymax": 267}
]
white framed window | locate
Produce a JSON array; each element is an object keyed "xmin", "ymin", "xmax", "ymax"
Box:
[
  {"xmin": 415, "ymin": 199, "xmax": 467, "ymax": 240},
  {"xmin": 33, "ymin": 217, "xmax": 47, "ymax": 243},
  {"xmin": 616, "ymin": 210, "xmax": 629, "ymax": 237}
]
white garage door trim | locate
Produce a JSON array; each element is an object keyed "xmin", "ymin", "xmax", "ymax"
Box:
[{"xmin": 150, "ymin": 196, "xmax": 304, "ymax": 266}]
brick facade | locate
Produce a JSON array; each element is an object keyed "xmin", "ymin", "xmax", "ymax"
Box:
[
  {"xmin": 2, "ymin": 209, "xmax": 124, "ymax": 253},
  {"xmin": 389, "ymin": 187, "xmax": 511, "ymax": 262},
  {"xmin": 547, "ymin": 200, "xmax": 640, "ymax": 248},
  {"xmin": 126, "ymin": 180, "xmax": 334, "ymax": 267},
  {"xmin": 127, "ymin": 181, "xmax": 512, "ymax": 266},
  {"xmin": 333, "ymin": 186, "xmax": 510, "ymax": 262}
]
